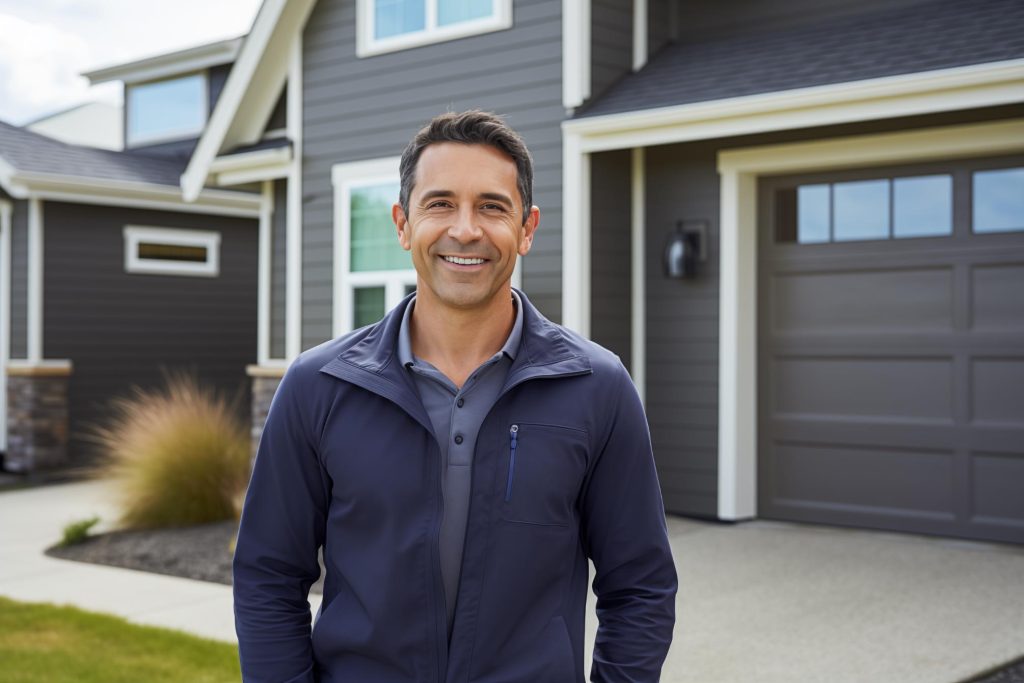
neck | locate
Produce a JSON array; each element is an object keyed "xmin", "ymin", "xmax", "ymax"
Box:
[{"xmin": 410, "ymin": 286, "xmax": 515, "ymax": 387}]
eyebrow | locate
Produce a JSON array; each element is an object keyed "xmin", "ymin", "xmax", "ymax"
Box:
[{"xmin": 419, "ymin": 189, "xmax": 515, "ymax": 207}]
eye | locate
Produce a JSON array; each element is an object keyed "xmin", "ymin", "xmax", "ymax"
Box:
[
  {"xmin": 481, "ymin": 202, "xmax": 507, "ymax": 212},
  {"xmin": 426, "ymin": 200, "xmax": 453, "ymax": 209}
]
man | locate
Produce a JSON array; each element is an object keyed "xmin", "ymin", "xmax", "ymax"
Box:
[{"xmin": 233, "ymin": 111, "xmax": 677, "ymax": 683}]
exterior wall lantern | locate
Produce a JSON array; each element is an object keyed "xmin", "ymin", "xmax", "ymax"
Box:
[{"xmin": 663, "ymin": 220, "xmax": 708, "ymax": 279}]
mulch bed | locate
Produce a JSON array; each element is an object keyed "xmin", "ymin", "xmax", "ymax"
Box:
[{"xmin": 45, "ymin": 521, "xmax": 325, "ymax": 594}]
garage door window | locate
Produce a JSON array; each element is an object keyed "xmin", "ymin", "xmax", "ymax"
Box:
[
  {"xmin": 973, "ymin": 167, "xmax": 1024, "ymax": 234},
  {"xmin": 777, "ymin": 174, "xmax": 953, "ymax": 243}
]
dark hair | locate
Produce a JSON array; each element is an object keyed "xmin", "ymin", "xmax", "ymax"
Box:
[{"xmin": 399, "ymin": 110, "xmax": 534, "ymax": 225}]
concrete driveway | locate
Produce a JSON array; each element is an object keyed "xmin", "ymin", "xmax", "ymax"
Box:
[{"xmin": 2, "ymin": 479, "xmax": 1023, "ymax": 682}]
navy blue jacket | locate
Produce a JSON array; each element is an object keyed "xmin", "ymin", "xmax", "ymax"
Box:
[{"xmin": 233, "ymin": 290, "xmax": 677, "ymax": 682}]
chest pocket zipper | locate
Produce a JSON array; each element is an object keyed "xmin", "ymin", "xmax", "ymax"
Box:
[{"xmin": 505, "ymin": 424, "xmax": 519, "ymax": 501}]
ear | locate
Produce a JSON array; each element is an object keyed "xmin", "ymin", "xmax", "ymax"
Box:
[
  {"xmin": 393, "ymin": 203, "xmax": 412, "ymax": 251},
  {"xmin": 518, "ymin": 205, "xmax": 540, "ymax": 256}
]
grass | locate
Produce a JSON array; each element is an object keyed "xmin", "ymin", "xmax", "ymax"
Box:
[
  {"xmin": 87, "ymin": 369, "xmax": 251, "ymax": 529},
  {"xmin": 58, "ymin": 516, "xmax": 100, "ymax": 547},
  {"xmin": 0, "ymin": 596, "xmax": 240, "ymax": 683}
]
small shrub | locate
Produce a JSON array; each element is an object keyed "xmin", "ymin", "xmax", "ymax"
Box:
[
  {"xmin": 59, "ymin": 516, "xmax": 100, "ymax": 547},
  {"xmin": 87, "ymin": 369, "xmax": 251, "ymax": 530}
]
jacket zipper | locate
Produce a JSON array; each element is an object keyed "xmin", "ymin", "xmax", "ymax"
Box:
[{"xmin": 505, "ymin": 425, "xmax": 519, "ymax": 501}]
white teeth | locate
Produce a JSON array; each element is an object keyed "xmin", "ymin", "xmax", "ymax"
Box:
[{"xmin": 443, "ymin": 256, "xmax": 485, "ymax": 265}]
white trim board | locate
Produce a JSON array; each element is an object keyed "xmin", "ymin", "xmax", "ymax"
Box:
[
  {"xmin": 1, "ymin": 170, "xmax": 261, "ymax": 218},
  {"xmin": 181, "ymin": 0, "xmax": 317, "ymax": 202},
  {"xmin": 0, "ymin": 200, "xmax": 11, "ymax": 451},
  {"xmin": 714, "ymin": 118, "xmax": 1024, "ymax": 521},
  {"xmin": 27, "ymin": 199, "xmax": 42, "ymax": 363},
  {"xmin": 562, "ymin": 58, "xmax": 1024, "ymax": 152},
  {"xmin": 285, "ymin": 36, "xmax": 303, "ymax": 360},
  {"xmin": 562, "ymin": 0, "xmax": 591, "ymax": 109},
  {"xmin": 85, "ymin": 36, "xmax": 242, "ymax": 86},
  {"xmin": 258, "ymin": 181, "xmax": 274, "ymax": 366}
]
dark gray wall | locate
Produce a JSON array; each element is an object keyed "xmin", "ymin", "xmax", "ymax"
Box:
[
  {"xmin": 9, "ymin": 199, "xmax": 27, "ymax": 359},
  {"xmin": 42, "ymin": 201, "xmax": 258, "ymax": 464},
  {"xmin": 648, "ymin": 0, "xmax": 675, "ymax": 56},
  {"xmin": 267, "ymin": 88, "xmax": 287, "ymax": 132},
  {"xmin": 591, "ymin": 0, "xmax": 632, "ymax": 100},
  {"xmin": 300, "ymin": 0, "xmax": 564, "ymax": 349},
  {"xmin": 590, "ymin": 150, "xmax": 631, "ymax": 372},
  {"xmin": 644, "ymin": 142, "xmax": 721, "ymax": 518},
  {"xmin": 271, "ymin": 179, "xmax": 287, "ymax": 359}
]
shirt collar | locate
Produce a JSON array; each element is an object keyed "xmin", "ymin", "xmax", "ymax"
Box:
[{"xmin": 398, "ymin": 289, "xmax": 524, "ymax": 368}]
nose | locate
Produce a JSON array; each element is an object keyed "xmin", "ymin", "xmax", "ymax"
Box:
[{"xmin": 447, "ymin": 205, "xmax": 483, "ymax": 243}]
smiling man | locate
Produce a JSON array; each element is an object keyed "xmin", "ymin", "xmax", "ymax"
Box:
[{"xmin": 233, "ymin": 111, "xmax": 677, "ymax": 683}]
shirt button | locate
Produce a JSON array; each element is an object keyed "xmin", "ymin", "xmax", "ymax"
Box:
[
  {"xmin": 454, "ymin": 434, "xmax": 464, "ymax": 445},
  {"xmin": 456, "ymin": 398, "xmax": 465, "ymax": 408}
]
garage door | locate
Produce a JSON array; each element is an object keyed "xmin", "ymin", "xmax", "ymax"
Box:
[{"xmin": 757, "ymin": 155, "xmax": 1024, "ymax": 544}]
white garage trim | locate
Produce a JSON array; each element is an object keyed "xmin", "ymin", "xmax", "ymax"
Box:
[
  {"xmin": 27, "ymin": 198, "xmax": 43, "ymax": 364},
  {"xmin": 715, "ymin": 118, "xmax": 1024, "ymax": 520},
  {"xmin": 0, "ymin": 200, "xmax": 11, "ymax": 451}
]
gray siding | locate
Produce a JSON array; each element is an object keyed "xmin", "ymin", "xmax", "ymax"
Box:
[
  {"xmin": 644, "ymin": 143, "xmax": 720, "ymax": 518},
  {"xmin": 267, "ymin": 88, "xmax": 287, "ymax": 131},
  {"xmin": 9, "ymin": 199, "xmax": 27, "ymax": 359},
  {"xmin": 41, "ymin": 201, "xmax": 258, "ymax": 463},
  {"xmin": 271, "ymin": 179, "xmax": 288, "ymax": 359},
  {"xmin": 589, "ymin": 150, "xmax": 631, "ymax": 372},
  {"xmin": 648, "ymin": 0, "xmax": 674, "ymax": 55},
  {"xmin": 591, "ymin": 0, "xmax": 632, "ymax": 99},
  {"xmin": 300, "ymin": 0, "xmax": 564, "ymax": 350}
]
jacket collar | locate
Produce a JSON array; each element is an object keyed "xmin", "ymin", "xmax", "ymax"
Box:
[{"xmin": 318, "ymin": 288, "xmax": 592, "ymax": 426}]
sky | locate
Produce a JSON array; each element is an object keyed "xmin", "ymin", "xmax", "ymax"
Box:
[{"xmin": 0, "ymin": 0, "xmax": 262, "ymax": 125}]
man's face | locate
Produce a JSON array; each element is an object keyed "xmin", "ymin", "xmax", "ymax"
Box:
[{"xmin": 393, "ymin": 142, "xmax": 539, "ymax": 311}]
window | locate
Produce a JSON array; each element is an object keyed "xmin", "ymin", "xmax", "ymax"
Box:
[
  {"xmin": 775, "ymin": 174, "xmax": 953, "ymax": 244},
  {"xmin": 332, "ymin": 157, "xmax": 416, "ymax": 334},
  {"xmin": 357, "ymin": 0, "xmax": 512, "ymax": 56},
  {"xmin": 126, "ymin": 73, "xmax": 207, "ymax": 146},
  {"xmin": 973, "ymin": 167, "xmax": 1024, "ymax": 234},
  {"xmin": 123, "ymin": 226, "xmax": 220, "ymax": 277}
]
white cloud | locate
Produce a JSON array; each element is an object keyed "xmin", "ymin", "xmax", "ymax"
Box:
[{"xmin": 0, "ymin": 0, "xmax": 261, "ymax": 125}]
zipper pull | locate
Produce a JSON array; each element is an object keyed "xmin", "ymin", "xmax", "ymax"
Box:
[{"xmin": 505, "ymin": 425, "xmax": 519, "ymax": 501}]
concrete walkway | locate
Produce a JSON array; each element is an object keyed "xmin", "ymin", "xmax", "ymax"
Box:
[{"xmin": 2, "ymin": 479, "xmax": 1023, "ymax": 682}]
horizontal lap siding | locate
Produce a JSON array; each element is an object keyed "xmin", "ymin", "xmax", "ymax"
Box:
[
  {"xmin": 591, "ymin": 0, "xmax": 632, "ymax": 98},
  {"xmin": 300, "ymin": 0, "xmax": 564, "ymax": 350},
  {"xmin": 645, "ymin": 142, "xmax": 721, "ymax": 517},
  {"xmin": 590, "ymin": 150, "xmax": 631, "ymax": 372},
  {"xmin": 9, "ymin": 200, "xmax": 27, "ymax": 359},
  {"xmin": 41, "ymin": 201, "xmax": 258, "ymax": 464},
  {"xmin": 271, "ymin": 179, "xmax": 287, "ymax": 359}
]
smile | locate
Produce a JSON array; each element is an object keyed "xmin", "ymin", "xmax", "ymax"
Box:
[{"xmin": 442, "ymin": 256, "xmax": 486, "ymax": 265}]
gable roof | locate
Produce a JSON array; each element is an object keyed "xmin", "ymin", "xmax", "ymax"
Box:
[
  {"xmin": 0, "ymin": 119, "xmax": 261, "ymax": 216},
  {"xmin": 180, "ymin": 0, "xmax": 317, "ymax": 201},
  {"xmin": 577, "ymin": 0, "xmax": 1024, "ymax": 119},
  {"xmin": 0, "ymin": 119, "xmax": 185, "ymax": 188}
]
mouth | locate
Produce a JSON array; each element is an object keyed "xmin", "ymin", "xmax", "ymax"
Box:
[{"xmin": 440, "ymin": 255, "xmax": 487, "ymax": 267}]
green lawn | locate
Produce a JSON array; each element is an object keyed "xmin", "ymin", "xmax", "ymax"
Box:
[{"xmin": 0, "ymin": 596, "xmax": 240, "ymax": 683}]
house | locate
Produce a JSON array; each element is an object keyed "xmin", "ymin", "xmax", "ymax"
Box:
[
  {"xmin": 0, "ymin": 38, "xmax": 267, "ymax": 472},
  {"xmin": 182, "ymin": 0, "xmax": 1023, "ymax": 544},
  {"xmin": 10, "ymin": 0, "xmax": 1019, "ymax": 544}
]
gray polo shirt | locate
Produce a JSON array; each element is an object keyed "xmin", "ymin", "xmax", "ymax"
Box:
[{"xmin": 397, "ymin": 290, "xmax": 523, "ymax": 638}]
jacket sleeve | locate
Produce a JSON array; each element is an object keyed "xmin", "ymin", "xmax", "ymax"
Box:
[
  {"xmin": 233, "ymin": 356, "xmax": 330, "ymax": 683},
  {"xmin": 581, "ymin": 363, "xmax": 678, "ymax": 683}
]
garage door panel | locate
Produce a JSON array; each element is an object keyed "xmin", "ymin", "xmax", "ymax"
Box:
[
  {"xmin": 771, "ymin": 267, "xmax": 954, "ymax": 334},
  {"xmin": 769, "ymin": 417, "xmax": 958, "ymax": 451},
  {"xmin": 971, "ymin": 262, "xmax": 1024, "ymax": 330},
  {"xmin": 971, "ymin": 358, "xmax": 1024, "ymax": 424},
  {"xmin": 770, "ymin": 442, "xmax": 955, "ymax": 517},
  {"xmin": 772, "ymin": 357, "xmax": 953, "ymax": 421},
  {"xmin": 971, "ymin": 452, "xmax": 1024, "ymax": 528}
]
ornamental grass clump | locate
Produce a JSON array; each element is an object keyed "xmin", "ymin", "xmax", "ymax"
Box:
[{"xmin": 89, "ymin": 370, "xmax": 251, "ymax": 530}]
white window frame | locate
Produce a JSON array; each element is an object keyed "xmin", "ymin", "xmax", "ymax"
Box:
[
  {"xmin": 123, "ymin": 225, "xmax": 221, "ymax": 277},
  {"xmin": 356, "ymin": 0, "xmax": 512, "ymax": 58},
  {"xmin": 126, "ymin": 71, "xmax": 209, "ymax": 147},
  {"xmin": 332, "ymin": 157, "xmax": 417, "ymax": 336}
]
